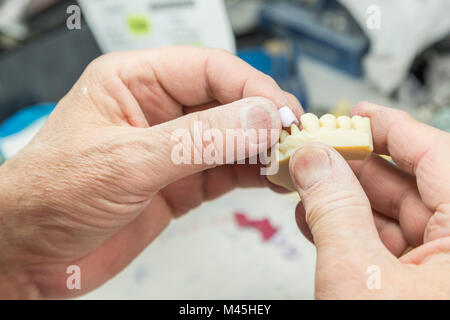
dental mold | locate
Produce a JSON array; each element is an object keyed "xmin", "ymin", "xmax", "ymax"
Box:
[{"xmin": 267, "ymin": 113, "xmax": 373, "ymax": 191}]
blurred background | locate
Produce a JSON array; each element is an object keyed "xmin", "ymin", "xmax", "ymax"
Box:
[{"xmin": 0, "ymin": 0, "xmax": 449, "ymax": 299}]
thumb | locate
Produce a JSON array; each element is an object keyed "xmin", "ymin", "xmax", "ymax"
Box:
[
  {"xmin": 289, "ymin": 143, "xmax": 385, "ymax": 257},
  {"xmin": 136, "ymin": 97, "xmax": 281, "ymax": 191}
]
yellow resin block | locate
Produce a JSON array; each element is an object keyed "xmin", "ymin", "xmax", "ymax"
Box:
[{"xmin": 267, "ymin": 113, "xmax": 373, "ymax": 191}]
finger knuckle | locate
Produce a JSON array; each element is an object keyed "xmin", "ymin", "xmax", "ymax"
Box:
[
  {"xmin": 86, "ymin": 52, "xmax": 123, "ymax": 74},
  {"xmin": 260, "ymin": 73, "xmax": 278, "ymax": 87},
  {"xmin": 425, "ymin": 204, "xmax": 450, "ymax": 241},
  {"xmin": 305, "ymin": 190, "xmax": 369, "ymax": 224},
  {"xmin": 188, "ymin": 112, "xmax": 220, "ymax": 163}
]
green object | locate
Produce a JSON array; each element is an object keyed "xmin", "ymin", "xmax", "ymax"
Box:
[
  {"xmin": 433, "ymin": 108, "xmax": 450, "ymax": 132},
  {"xmin": 127, "ymin": 14, "xmax": 151, "ymax": 35}
]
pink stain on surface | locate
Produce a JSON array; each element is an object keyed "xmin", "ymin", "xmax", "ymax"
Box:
[{"xmin": 234, "ymin": 212, "xmax": 279, "ymax": 241}]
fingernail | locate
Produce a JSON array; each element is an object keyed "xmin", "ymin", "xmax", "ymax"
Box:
[
  {"xmin": 240, "ymin": 98, "xmax": 278, "ymax": 144},
  {"xmin": 291, "ymin": 145, "xmax": 331, "ymax": 190},
  {"xmin": 279, "ymin": 106, "xmax": 299, "ymax": 128}
]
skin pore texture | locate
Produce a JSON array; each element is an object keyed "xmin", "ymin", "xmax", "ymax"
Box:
[{"xmin": 0, "ymin": 47, "xmax": 449, "ymax": 299}]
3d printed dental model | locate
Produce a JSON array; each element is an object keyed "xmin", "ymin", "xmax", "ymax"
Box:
[{"xmin": 268, "ymin": 112, "xmax": 373, "ymax": 191}]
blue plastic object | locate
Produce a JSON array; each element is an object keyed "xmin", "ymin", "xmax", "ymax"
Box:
[
  {"xmin": 238, "ymin": 45, "xmax": 309, "ymax": 109},
  {"xmin": 0, "ymin": 103, "xmax": 56, "ymax": 138},
  {"xmin": 0, "ymin": 103, "xmax": 56, "ymax": 165},
  {"xmin": 259, "ymin": 2, "xmax": 369, "ymax": 77}
]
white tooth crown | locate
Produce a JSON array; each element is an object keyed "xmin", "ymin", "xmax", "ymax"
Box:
[
  {"xmin": 279, "ymin": 106, "xmax": 299, "ymax": 128},
  {"xmin": 301, "ymin": 113, "xmax": 320, "ymax": 133},
  {"xmin": 278, "ymin": 113, "xmax": 373, "ymax": 161},
  {"xmin": 268, "ymin": 113, "xmax": 373, "ymax": 191},
  {"xmin": 319, "ymin": 114, "xmax": 337, "ymax": 129}
]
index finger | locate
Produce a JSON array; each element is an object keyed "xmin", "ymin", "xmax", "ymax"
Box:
[
  {"xmin": 351, "ymin": 102, "xmax": 450, "ymax": 176},
  {"xmin": 351, "ymin": 102, "xmax": 450, "ymax": 210},
  {"xmin": 118, "ymin": 46, "xmax": 303, "ymax": 117}
]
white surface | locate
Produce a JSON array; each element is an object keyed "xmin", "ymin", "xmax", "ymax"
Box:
[
  {"xmin": 226, "ymin": 0, "xmax": 262, "ymax": 35},
  {"xmin": 79, "ymin": 0, "xmax": 236, "ymax": 54},
  {"xmin": 339, "ymin": 0, "xmax": 450, "ymax": 95},
  {"xmin": 0, "ymin": 0, "xmax": 30, "ymax": 38},
  {"xmin": 279, "ymin": 106, "xmax": 299, "ymax": 128},
  {"xmin": 82, "ymin": 189, "xmax": 316, "ymax": 300},
  {"xmin": 0, "ymin": 117, "xmax": 47, "ymax": 159},
  {"xmin": 300, "ymin": 56, "xmax": 403, "ymax": 111}
]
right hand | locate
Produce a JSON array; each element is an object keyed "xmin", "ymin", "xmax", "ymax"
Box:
[{"xmin": 290, "ymin": 102, "xmax": 450, "ymax": 299}]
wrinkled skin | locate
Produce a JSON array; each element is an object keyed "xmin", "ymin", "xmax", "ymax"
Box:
[
  {"xmin": 0, "ymin": 46, "xmax": 302, "ymax": 298},
  {"xmin": 1, "ymin": 45, "xmax": 449, "ymax": 300},
  {"xmin": 292, "ymin": 103, "xmax": 450, "ymax": 299}
]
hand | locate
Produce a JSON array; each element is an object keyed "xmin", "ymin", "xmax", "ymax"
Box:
[
  {"xmin": 0, "ymin": 46, "xmax": 302, "ymax": 299},
  {"xmin": 290, "ymin": 103, "xmax": 450, "ymax": 299}
]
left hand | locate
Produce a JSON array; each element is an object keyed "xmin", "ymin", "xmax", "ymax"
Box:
[{"xmin": 0, "ymin": 46, "xmax": 302, "ymax": 299}]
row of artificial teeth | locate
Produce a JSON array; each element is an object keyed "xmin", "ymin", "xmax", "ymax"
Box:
[{"xmin": 280, "ymin": 114, "xmax": 371, "ymax": 141}]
